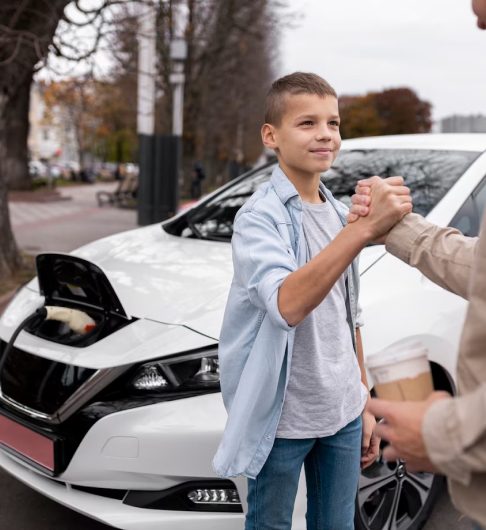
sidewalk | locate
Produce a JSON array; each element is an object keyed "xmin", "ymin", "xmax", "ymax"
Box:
[{"xmin": 10, "ymin": 182, "xmax": 138, "ymax": 254}]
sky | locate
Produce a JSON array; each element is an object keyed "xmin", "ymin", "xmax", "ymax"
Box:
[{"xmin": 279, "ymin": 0, "xmax": 486, "ymax": 124}]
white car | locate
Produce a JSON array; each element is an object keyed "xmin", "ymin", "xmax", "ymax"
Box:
[{"xmin": 1, "ymin": 134, "xmax": 486, "ymax": 530}]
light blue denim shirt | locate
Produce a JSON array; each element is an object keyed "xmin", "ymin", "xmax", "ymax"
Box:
[{"xmin": 213, "ymin": 165, "xmax": 361, "ymax": 479}]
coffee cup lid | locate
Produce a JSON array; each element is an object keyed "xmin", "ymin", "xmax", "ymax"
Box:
[{"xmin": 366, "ymin": 339, "xmax": 428, "ymax": 369}]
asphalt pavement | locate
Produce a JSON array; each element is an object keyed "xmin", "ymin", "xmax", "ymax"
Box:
[{"xmin": 0, "ymin": 182, "xmax": 476, "ymax": 529}]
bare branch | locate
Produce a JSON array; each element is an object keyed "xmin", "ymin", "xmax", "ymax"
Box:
[
  {"xmin": 7, "ymin": 0, "xmax": 30, "ymax": 28},
  {"xmin": 0, "ymin": 34, "xmax": 22, "ymax": 66}
]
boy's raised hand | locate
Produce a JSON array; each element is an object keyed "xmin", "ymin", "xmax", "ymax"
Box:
[
  {"xmin": 361, "ymin": 409, "xmax": 380, "ymax": 468},
  {"xmin": 349, "ymin": 176, "xmax": 412, "ymax": 241}
]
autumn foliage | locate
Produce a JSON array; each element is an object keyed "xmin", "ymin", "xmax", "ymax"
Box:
[{"xmin": 339, "ymin": 88, "xmax": 432, "ymax": 139}]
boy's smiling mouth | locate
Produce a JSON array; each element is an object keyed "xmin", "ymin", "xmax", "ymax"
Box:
[{"xmin": 309, "ymin": 148, "xmax": 333, "ymax": 154}]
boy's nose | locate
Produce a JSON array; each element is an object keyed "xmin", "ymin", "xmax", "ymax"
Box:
[{"xmin": 315, "ymin": 129, "xmax": 332, "ymax": 141}]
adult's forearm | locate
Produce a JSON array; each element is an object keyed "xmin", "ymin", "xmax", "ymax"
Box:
[
  {"xmin": 278, "ymin": 223, "xmax": 370, "ymax": 326},
  {"xmin": 386, "ymin": 214, "xmax": 477, "ymax": 300}
]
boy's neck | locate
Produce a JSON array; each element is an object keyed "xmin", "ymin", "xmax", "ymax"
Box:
[{"xmin": 279, "ymin": 162, "xmax": 324, "ymax": 204}]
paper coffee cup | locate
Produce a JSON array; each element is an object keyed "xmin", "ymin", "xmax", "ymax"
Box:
[{"xmin": 366, "ymin": 339, "xmax": 434, "ymax": 401}]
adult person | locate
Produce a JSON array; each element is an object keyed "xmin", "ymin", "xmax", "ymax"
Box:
[{"xmin": 349, "ymin": 1, "xmax": 486, "ymax": 516}]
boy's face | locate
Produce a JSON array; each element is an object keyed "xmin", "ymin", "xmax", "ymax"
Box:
[{"xmin": 262, "ymin": 93, "xmax": 341, "ymax": 178}]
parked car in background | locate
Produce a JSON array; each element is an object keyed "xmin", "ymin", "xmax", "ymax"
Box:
[{"xmin": 1, "ymin": 134, "xmax": 486, "ymax": 530}]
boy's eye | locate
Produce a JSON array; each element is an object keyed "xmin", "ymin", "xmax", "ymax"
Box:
[
  {"xmin": 329, "ymin": 120, "xmax": 340, "ymax": 127},
  {"xmin": 299, "ymin": 120, "xmax": 314, "ymax": 126}
]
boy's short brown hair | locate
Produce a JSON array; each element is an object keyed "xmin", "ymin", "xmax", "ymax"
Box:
[{"xmin": 265, "ymin": 72, "xmax": 337, "ymax": 126}]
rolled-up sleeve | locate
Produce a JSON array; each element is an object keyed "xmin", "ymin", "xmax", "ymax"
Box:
[{"xmin": 232, "ymin": 211, "xmax": 297, "ymax": 330}]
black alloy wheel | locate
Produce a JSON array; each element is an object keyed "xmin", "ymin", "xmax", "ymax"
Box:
[{"xmin": 355, "ymin": 445, "xmax": 444, "ymax": 530}]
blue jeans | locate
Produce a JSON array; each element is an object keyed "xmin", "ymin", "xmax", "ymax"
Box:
[{"xmin": 245, "ymin": 416, "xmax": 362, "ymax": 530}]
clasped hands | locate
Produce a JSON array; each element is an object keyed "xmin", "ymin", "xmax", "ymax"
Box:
[{"xmin": 347, "ymin": 175, "xmax": 412, "ymax": 243}]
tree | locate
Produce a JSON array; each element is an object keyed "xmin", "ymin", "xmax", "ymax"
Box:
[
  {"xmin": 0, "ymin": 0, "xmax": 129, "ymax": 280},
  {"xmin": 0, "ymin": 1, "xmax": 70, "ymax": 278},
  {"xmin": 108, "ymin": 0, "xmax": 284, "ymax": 190},
  {"xmin": 373, "ymin": 88, "xmax": 432, "ymax": 135},
  {"xmin": 339, "ymin": 95, "xmax": 384, "ymax": 140},
  {"xmin": 339, "ymin": 87, "xmax": 432, "ymax": 139}
]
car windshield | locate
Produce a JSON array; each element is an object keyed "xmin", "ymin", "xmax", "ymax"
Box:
[{"xmin": 164, "ymin": 149, "xmax": 479, "ymax": 241}]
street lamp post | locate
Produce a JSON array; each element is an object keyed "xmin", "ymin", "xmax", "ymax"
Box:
[
  {"xmin": 152, "ymin": 37, "xmax": 187, "ymax": 222},
  {"xmin": 136, "ymin": 2, "xmax": 156, "ymax": 226},
  {"xmin": 169, "ymin": 37, "xmax": 187, "ymax": 137}
]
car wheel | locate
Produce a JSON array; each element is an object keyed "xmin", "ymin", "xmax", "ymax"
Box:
[{"xmin": 355, "ymin": 447, "xmax": 444, "ymax": 530}]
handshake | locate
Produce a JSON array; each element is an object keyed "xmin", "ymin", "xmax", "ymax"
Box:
[{"xmin": 347, "ymin": 176, "xmax": 413, "ymax": 243}]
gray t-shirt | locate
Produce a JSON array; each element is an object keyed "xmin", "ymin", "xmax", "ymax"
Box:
[{"xmin": 276, "ymin": 199, "xmax": 368, "ymax": 439}]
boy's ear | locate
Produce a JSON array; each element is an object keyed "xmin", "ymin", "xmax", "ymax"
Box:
[{"xmin": 261, "ymin": 123, "xmax": 278, "ymax": 150}]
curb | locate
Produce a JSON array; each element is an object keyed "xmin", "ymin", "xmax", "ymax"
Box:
[{"xmin": 9, "ymin": 190, "xmax": 72, "ymax": 203}]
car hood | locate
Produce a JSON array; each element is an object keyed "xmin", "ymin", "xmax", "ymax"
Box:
[{"xmin": 28, "ymin": 225, "xmax": 386, "ymax": 340}]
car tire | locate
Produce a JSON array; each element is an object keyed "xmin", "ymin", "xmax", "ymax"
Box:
[{"xmin": 355, "ymin": 452, "xmax": 445, "ymax": 530}]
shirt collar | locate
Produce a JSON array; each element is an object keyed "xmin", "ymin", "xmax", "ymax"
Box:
[
  {"xmin": 270, "ymin": 165, "xmax": 300, "ymax": 206},
  {"xmin": 270, "ymin": 164, "xmax": 332, "ymax": 211}
]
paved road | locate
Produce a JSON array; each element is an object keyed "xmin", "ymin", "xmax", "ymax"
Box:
[
  {"xmin": 2, "ymin": 183, "xmax": 476, "ymax": 529},
  {"xmin": 10, "ymin": 182, "xmax": 138, "ymax": 255}
]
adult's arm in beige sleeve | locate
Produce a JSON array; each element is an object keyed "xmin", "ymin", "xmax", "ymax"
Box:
[
  {"xmin": 417, "ymin": 213, "xmax": 486, "ymax": 485},
  {"xmin": 385, "ymin": 213, "xmax": 478, "ymax": 300},
  {"xmin": 421, "ymin": 385, "xmax": 486, "ymax": 485}
]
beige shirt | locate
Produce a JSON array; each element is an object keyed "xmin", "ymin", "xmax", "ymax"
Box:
[{"xmin": 386, "ymin": 212, "xmax": 486, "ymax": 526}]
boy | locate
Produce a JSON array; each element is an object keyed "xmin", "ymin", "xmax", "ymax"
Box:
[{"xmin": 213, "ymin": 72, "xmax": 412, "ymax": 529}]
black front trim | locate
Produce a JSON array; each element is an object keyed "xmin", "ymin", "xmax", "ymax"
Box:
[
  {"xmin": 0, "ymin": 342, "xmax": 96, "ymax": 415},
  {"xmin": 71, "ymin": 485, "xmax": 127, "ymax": 500}
]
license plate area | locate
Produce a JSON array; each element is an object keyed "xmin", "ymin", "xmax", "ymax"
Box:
[{"xmin": 0, "ymin": 412, "xmax": 63, "ymax": 475}]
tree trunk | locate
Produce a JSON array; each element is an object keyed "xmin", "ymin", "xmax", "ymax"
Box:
[
  {"xmin": 6, "ymin": 75, "xmax": 32, "ymax": 191},
  {"xmin": 0, "ymin": 94, "xmax": 22, "ymax": 279},
  {"xmin": 0, "ymin": 0, "xmax": 71, "ymax": 280}
]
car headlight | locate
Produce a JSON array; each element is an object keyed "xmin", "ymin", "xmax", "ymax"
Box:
[{"xmin": 130, "ymin": 349, "xmax": 220, "ymax": 393}]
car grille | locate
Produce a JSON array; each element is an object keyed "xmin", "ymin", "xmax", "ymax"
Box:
[{"xmin": 0, "ymin": 340, "xmax": 96, "ymax": 415}]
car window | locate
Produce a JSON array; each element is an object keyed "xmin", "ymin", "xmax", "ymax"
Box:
[
  {"xmin": 165, "ymin": 167, "xmax": 273, "ymax": 241},
  {"xmin": 165, "ymin": 149, "xmax": 479, "ymax": 241},
  {"xmin": 473, "ymin": 177, "xmax": 486, "ymax": 224},
  {"xmin": 449, "ymin": 196, "xmax": 479, "ymax": 237},
  {"xmin": 325, "ymin": 149, "xmax": 479, "ymax": 216},
  {"xmin": 450, "ymin": 176, "xmax": 486, "ymax": 237}
]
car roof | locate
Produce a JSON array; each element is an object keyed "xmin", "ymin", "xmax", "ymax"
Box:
[{"xmin": 341, "ymin": 133, "xmax": 486, "ymax": 152}]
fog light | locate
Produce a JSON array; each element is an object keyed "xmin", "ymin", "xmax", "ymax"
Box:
[
  {"xmin": 187, "ymin": 488, "xmax": 240, "ymax": 505},
  {"xmin": 132, "ymin": 365, "xmax": 168, "ymax": 390}
]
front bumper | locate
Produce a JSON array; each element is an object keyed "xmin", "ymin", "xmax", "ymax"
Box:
[
  {"xmin": 0, "ymin": 451, "xmax": 243, "ymax": 529},
  {"xmin": 0, "ymin": 393, "xmax": 246, "ymax": 529}
]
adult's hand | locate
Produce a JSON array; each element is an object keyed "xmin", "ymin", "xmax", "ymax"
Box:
[{"xmin": 367, "ymin": 391, "xmax": 451, "ymax": 472}]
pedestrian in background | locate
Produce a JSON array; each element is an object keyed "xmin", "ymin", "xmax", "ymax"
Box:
[{"xmin": 190, "ymin": 161, "xmax": 206, "ymax": 199}]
